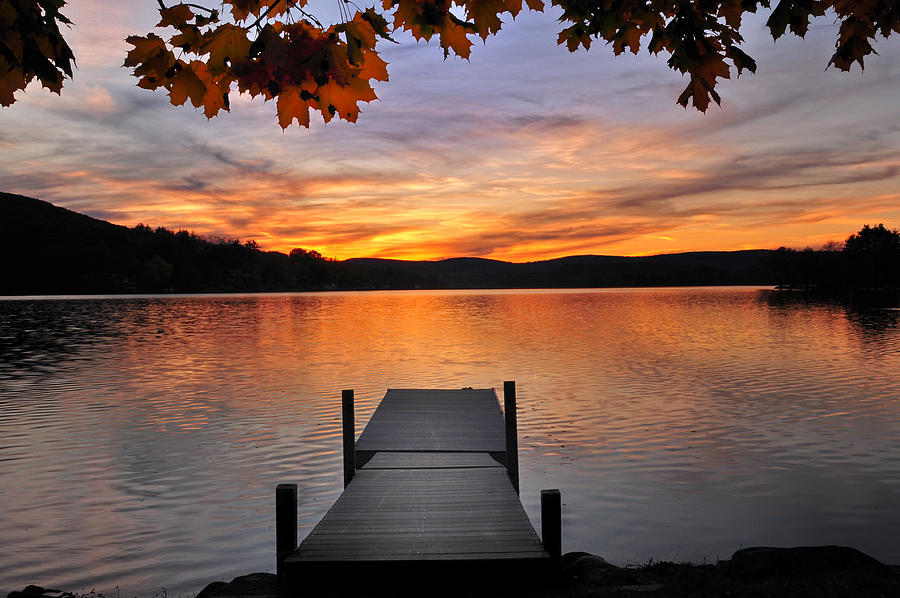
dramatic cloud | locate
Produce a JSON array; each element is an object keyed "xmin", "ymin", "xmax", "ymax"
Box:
[{"xmin": 2, "ymin": 5, "xmax": 899, "ymax": 260}]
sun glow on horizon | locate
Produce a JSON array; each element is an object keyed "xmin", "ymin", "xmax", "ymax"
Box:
[{"xmin": 3, "ymin": 2, "xmax": 900, "ymax": 267}]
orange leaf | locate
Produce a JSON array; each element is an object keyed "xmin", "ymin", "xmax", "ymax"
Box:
[
  {"xmin": 612, "ymin": 24, "xmax": 642, "ymax": 55},
  {"xmin": 276, "ymin": 85, "xmax": 312, "ymax": 129},
  {"xmin": 391, "ymin": 1, "xmax": 428, "ymax": 39},
  {"xmin": 228, "ymin": 0, "xmax": 256, "ymax": 21},
  {"xmin": 345, "ymin": 16, "xmax": 378, "ymax": 49},
  {"xmin": 357, "ymin": 49, "xmax": 389, "ymax": 81},
  {"xmin": 0, "ymin": 59, "xmax": 27, "ymax": 107},
  {"xmin": 169, "ymin": 61, "xmax": 207, "ymax": 107},
  {"xmin": 0, "ymin": 2, "xmax": 16, "ymax": 29},
  {"xmin": 170, "ymin": 26, "xmax": 202, "ymax": 51},
  {"xmin": 187, "ymin": 60, "xmax": 232, "ymax": 118},
  {"xmin": 202, "ymin": 24, "xmax": 251, "ymax": 75},
  {"xmin": 124, "ymin": 34, "xmax": 167, "ymax": 68},
  {"xmin": 558, "ymin": 26, "xmax": 591, "ymax": 52},
  {"xmin": 439, "ymin": 18, "xmax": 473, "ymax": 59},
  {"xmin": 124, "ymin": 34, "xmax": 176, "ymax": 81},
  {"xmin": 717, "ymin": 0, "xmax": 745, "ymax": 29},
  {"xmin": 463, "ymin": 0, "xmax": 505, "ymax": 40},
  {"xmin": 1, "ymin": 29, "xmax": 24, "ymax": 63},
  {"xmin": 157, "ymin": 4, "xmax": 194, "ymax": 28},
  {"xmin": 317, "ymin": 77, "xmax": 376, "ymax": 123}
]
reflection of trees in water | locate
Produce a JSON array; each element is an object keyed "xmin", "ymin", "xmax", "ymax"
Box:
[
  {"xmin": 0, "ymin": 296, "xmax": 284, "ymax": 379},
  {"xmin": 759, "ymin": 289, "xmax": 900, "ymax": 342},
  {"xmin": 843, "ymin": 307, "xmax": 900, "ymax": 339},
  {"xmin": 0, "ymin": 299, "xmax": 128, "ymax": 377}
]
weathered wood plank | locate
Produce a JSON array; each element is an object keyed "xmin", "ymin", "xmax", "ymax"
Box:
[
  {"xmin": 355, "ymin": 389, "xmax": 507, "ymax": 452},
  {"xmin": 283, "ymin": 385, "xmax": 550, "ymax": 582},
  {"xmin": 294, "ymin": 467, "xmax": 545, "ymax": 561},
  {"xmin": 362, "ymin": 452, "xmax": 503, "ymax": 469},
  {"xmin": 289, "ymin": 551, "xmax": 548, "ymax": 562}
]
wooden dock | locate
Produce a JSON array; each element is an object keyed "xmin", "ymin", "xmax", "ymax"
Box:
[{"xmin": 275, "ymin": 382, "xmax": 560, "ymax": 593}]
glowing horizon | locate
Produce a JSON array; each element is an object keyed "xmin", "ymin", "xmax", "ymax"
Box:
[{"xmin": 3, "ymin": 4, "xmax": 899, "ymax": 264}]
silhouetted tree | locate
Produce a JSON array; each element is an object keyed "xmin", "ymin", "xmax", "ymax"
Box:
[
  {"xmin": 140, "ymin": 254, "xmax": 174, "ymax": 289},
  {"xmin": 843, "ymin": 224, "xmax": 900, "ymax": 289}
]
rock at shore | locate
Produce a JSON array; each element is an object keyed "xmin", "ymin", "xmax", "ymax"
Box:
[
  {"xmin": 729, "ymin": 545, "xmax": 896, "ymax": 580},
  {"xmin": 196, "ymin": 573, "xmax": 276, "ymax": 598}
]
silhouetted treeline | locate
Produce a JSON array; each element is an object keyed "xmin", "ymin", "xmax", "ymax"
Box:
[
  {"xmin": 8, "ymin": 192, "xmax": 895, "ymax": 296},
  {"xmin": 768, "ymin": 224, "xmax": 900, "ymax": 298},
  {"xmin": 335, "ymin": 252, "xmax": 773, "ymax": 289},
  {"xmin": 1, "ymin": 193, "xmax": 335, "ymax": 294}
]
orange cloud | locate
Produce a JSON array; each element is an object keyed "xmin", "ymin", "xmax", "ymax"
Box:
[{"xmin": 4, "ymin": 7, "xmax": 900, "ymax": 263}]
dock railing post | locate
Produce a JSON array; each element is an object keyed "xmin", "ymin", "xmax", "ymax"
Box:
[
  {"xmin": 541, "ymin": 488, "xmax": 561, "ymax": 560},
  {"xmin": 503, "ymin": 380, "xmax": 519, "ymax": 494},
  {"xmin": 342, "ymin": 389, "xmax": 355, "ymax": 488},
  {"xmin": 276, "ymin": 483, "xmax": 297, "ymax": 598}
]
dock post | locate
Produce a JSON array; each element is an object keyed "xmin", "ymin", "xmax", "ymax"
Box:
[
  {"xmin": 276, "ymin": 483, "xmax": 297, "ymax": 598},
  {"xmin": 342, "ymin": 389, "xmax": 355, "ymax": 488},
  {"xmin": 541, "ymin": 488, "xmax": 561, "ymax": 560},
  {"xmin": 503, "ymin": 380, "xmax": 520, "ymax": 494}
]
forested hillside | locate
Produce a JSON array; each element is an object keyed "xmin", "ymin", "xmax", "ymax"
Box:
[{"xmin": 2, "ymin": 193, "xmax": 777, "ymax": 295}]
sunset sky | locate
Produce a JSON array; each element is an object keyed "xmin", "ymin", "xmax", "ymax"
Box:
[{"xmin": 2, "ymin": 1, "xmax": 899, "ymax": 261}]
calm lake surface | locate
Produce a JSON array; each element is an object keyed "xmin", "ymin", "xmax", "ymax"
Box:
[{"xmin": 1, "ymin": 288, "xmax": 899, "ymax": 595}]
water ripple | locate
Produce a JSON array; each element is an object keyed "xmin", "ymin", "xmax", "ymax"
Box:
[{"xmin": 1, "ymin": 289, "xmax": 899, "ymax": 595}]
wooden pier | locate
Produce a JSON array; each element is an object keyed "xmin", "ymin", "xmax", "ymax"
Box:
[{"xmin": 275, "ymin": 382, "xmax": 560, "ymax": 593}]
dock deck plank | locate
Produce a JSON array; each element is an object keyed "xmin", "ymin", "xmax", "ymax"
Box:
[
  {"xmin": 362, "ymin": 451, "xmax": 503, "ymax": 469},
  {"xmin": 355, "ymin": 389, "xmax": 507, "ymax": 452},
  {"xmin": 286, "ymin": 387, "xmax": 548, "ymax": 568},
  {"xmin": 290, "ymin": 469, "xmax": 545, "ymax": 561}
]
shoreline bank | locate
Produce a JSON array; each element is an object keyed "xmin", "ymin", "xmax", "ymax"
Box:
[{"xmin": 9, "ymin": 546, "xmax": 900, "ymax": 598}]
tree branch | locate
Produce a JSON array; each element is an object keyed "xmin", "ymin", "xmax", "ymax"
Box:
[
  {"xmin": 156, "ymin": 1, "xmax": 217, "ymax": 14},
  {"xmin": 297, "ymin": 8, "xmax": 325, "ymax": 29},
  {"xmin": 247, "ymin": 0, "xmax": 290, "ymax": 29},
  {"xmin": 183, "ymin": 3, "xmax": 219, "ymax": 13}
]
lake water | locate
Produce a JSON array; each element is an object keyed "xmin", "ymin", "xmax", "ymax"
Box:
[{"xmin": 1, "ymin": 288, "xmax": 899, "ymax": 596}]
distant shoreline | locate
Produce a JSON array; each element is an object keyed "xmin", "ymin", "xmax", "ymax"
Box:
[{"xmin": 0, "ymin": 284, "xmax": 777, "ymax": 299}]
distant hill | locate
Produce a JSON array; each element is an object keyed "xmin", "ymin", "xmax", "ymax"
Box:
[
  {"xmin": 1, "ymin": 192, "xmax": 777, "ymax": 295},
  {"xmin": 341, "ymin": 250, "xmax": 774, "ymax": 289},
  {"xmin": 0, "ymin": 192, "xmax": 332, "ymax": 294}
]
